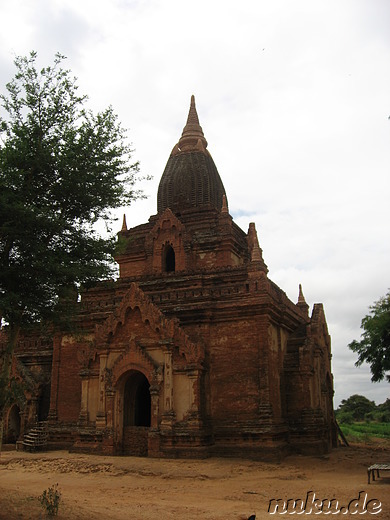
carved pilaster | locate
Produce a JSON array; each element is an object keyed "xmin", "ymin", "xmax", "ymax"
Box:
[
  {"xmin": 78, "ymin": 369, "xmax": 90, "ymax": 426},
  {"xmin": 96, "ymin": 353, "xmax": 108, "ymax": 429},
  {"xmin": 149, "ymin": 384, "xmax": 160, "ymax": 430},
  {"xmin": 163, "ymin": 350, "xmax": 173, "ymax": 413},
  {"xmin": 48, "ymin": 334, "xmax": 62, "ymax": 423},
  {"xmin": 187, "ymin": 370, "xmax": 203, "ymax": 428},
  {"xmin": 105, "ymin": 390, "xmax": 116, "ymax": 429}
]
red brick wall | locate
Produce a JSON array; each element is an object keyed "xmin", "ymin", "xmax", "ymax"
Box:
[
  {"xmin": 208, "ymin": 318, "xmax": 262, "ymax": 425},
  {"xmin": 56, "ymin": 342, "xmax": 82, "ymax": 422}
]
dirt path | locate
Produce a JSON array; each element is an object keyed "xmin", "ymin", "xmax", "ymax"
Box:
[{"xmin": 0, "ymin": 443, "xmax": 389, "ymax": 519}]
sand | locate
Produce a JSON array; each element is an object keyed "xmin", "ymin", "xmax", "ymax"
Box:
[{"xmin": 0, "ymin": 441, "xmax": 389, "ymax": 519}]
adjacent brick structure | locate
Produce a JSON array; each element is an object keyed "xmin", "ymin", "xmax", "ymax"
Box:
[{"xmin": 1, "ymin": 96, "xmax": 337, "ymax": 459}]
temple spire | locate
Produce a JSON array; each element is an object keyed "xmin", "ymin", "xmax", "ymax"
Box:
[
  {"xmin": 187, "ymin": 95, "xmax": 200, "ymax": 126},
  {"xmin": 177, "ymin": 95, "xmax": 208, "ymax": 152}
]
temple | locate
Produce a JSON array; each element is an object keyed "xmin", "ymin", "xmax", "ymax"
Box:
[{"xmin": 2, "ymin": 96, "xmax": 337, "ymax": 459}]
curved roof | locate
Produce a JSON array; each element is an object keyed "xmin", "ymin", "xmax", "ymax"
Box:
[{"xmin": 157, "ymin": 96, "xmax": 227, "ymax": 214}]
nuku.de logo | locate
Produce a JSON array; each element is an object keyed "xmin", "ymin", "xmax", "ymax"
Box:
[{"xmin": 267, "ymin": 490, "xmax": 382, "ymax": 515}]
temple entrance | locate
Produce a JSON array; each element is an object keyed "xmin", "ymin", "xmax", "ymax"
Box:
[
  {"xmin": 122, "ymin": 371, "xmax": 151, "ymax": 456},
  {"xmin": 7, "ymin": 404, "xmax": 21, "ymax": 443},
  {"xmin": 38, "ymin": 383, "xmax": 51, "ymax": 422},
  {"xmin": 162, "ymin": 243, "xmax": 175, "ymax": 272}
]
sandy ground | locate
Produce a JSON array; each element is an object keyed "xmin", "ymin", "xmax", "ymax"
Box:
[{"xmin": 0, "ymin": 441, "xmax": 389, "ymax": 520}]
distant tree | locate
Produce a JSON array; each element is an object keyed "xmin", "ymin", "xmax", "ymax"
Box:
[
  {"xmin": 0, "ymin": 51, "xmax": 144, "ymax": 449},
  {"xmin": 348, "ymin": 291, "xmax": 390, "ymax": 383},
  {"xmin": 336, "ymin": 394, "xmax": 376, "ymax": 422},
  {"xmin": 376, "ymin": 398, "xmax": 390, "ymax": 422}
]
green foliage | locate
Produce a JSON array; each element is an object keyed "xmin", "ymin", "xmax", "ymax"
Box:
[
  {"xmin": 339, "ymin": 422, "xmax": 390, "ymax": 442},
  {"xmin": 376, "ymin": 398, "xmax": 390, "ymax": 422},
  {"xmin": 336, "ymin": 394, "xmax": 376, "ymax": 421},
  {"xmin": 336, "ymin": 411, "xmax": 354, "ymax": 424},
  {"xmin": 0, "ymin": 51, "xmax": 143, "ymax": 330},
  {"xmin": 348, "ymin": 291, "xmax": 390, "ymax": 383},
  {"xmin": 38, "ymin": 483, "xmax": 61, "ymax": 517},
  {"xmin": 0, "ymin": 374, "xmax": 27, "ymax": 412},
  {"xmin": 336, "ymin": 395, "xmax": 390, "ymax": 427},
  {"xmin": 0, "ymin": 51, "xmax": 145, "ymax": 445}
]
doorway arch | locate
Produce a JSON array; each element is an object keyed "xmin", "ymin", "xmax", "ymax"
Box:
[
  {"xmin": 122, "ymin": 370, "xmax": 151, "ymax": 455},
  {"xmin": 123, "ymin": 371, "xmax": 151, "ymax": 427},
  {"xmin": 162, "ymin": 243, "xmax": 175, "ymax": 272},
  {"xmin": 7, "ymin": 404, "xmax": 21, "ymax": 443}
]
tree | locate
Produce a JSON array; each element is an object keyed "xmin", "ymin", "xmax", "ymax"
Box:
[
  {"xmin": 0, "ymin": 51, "xmax": 143, "ymax": 448},
  {"xmin": 336, "ymin": 394, "xmax": 376, "ymax": 422},
  {"xmin": 348, "ymin": 291, "xmax": 390, "ymax": 383}
]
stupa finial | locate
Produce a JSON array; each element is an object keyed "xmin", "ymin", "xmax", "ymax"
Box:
[{"xmin": 177, "ymin": 95, "xmax": 208, "ymax": 152}]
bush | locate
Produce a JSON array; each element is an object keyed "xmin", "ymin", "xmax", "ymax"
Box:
[
  {"xmin": 38, "ymin": 483, "xmax": 61, "ymax": 517},
  {"xmin": 336, "ymin": 411, "xmax": 354, "ymax": 424}
]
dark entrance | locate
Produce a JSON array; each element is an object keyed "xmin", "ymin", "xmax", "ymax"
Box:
[
  {"xmin": 163, "ymin": 244, "xmax": 175, "ymax": 272},
  {"xmin": 38, "ymin": 383, "xmax": 51, "ymax": 422},
  {"xmin": 7, "ymin": 404, "xmax": 21, "ymax": 443},
  {"xmin": 123, "ymin": 371, "xmax": 151, "ymax": 455}
]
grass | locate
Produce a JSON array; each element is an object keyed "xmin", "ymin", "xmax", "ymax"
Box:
[{"xmin": 339, "ymin": 421, "xmax": 390, "ymax": 442}]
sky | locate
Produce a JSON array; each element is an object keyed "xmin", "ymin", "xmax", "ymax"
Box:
[{"xmin": 0, "ymin": 0, "xmax": 389, "ymax": 407}]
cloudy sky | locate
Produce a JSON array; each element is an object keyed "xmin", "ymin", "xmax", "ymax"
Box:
[{"xmin": 1, "ymin": 0, "xmax": 389, "ymax": 407}]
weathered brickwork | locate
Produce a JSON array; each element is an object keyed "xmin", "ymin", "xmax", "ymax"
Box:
[{"xmin": 1, "ymin": 96, "xmax": 337, "ymax": 459}]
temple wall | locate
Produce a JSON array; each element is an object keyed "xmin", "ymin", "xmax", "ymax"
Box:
[
  {"xmin": 173, "ymin": 374, "xmax": 191, "ymax": 421},
  {"xmin": 207, "ymin": 318, "xmax": 262, "ymax": 425},
  {"xmin": 56, "ymin": 338, "xmax": 81, "ymax": 422},
  {"xmin": 87, "ymin": 377, "xmax": 99, "ymax": 422}
]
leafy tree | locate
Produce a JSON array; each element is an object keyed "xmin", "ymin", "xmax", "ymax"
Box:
[
  {"xmin": 348, "ymin": 291, "xmax": 390, "ymax": 383},
  {"xmin": 0, "ymin": 51, "xmax": 143, "ymax": 448},
  {"xmin": 336, "ymin": 394, "xmax": 376, "ymax": 422},
  {"xmin": 376, "ymin": 398, "xmax": 390, "ymax": 422}
]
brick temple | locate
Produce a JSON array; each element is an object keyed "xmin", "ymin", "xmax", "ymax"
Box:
[{"xmin": 2, "ymin": 97, "xmax": 337, "ymax": 459}]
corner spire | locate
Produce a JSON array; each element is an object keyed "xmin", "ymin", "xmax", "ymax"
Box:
[
  {"xmin": 298, "ymin": 284, "xmax": 306, "ymax": 303},
  {"xmin": 221, "ymin": 194, "xmax": 229, "ymax": 214},
  {"xmin": 247, "ymin": 223, "xmax": 268, "ymax": 273},
  {"xmin": 177, "ymin": 95, "xmax": 208, "ymax": 152},
  {"xmin": 121, "ymin": 214, "xmax": 128, "ymax": 232},
  {"xmin": 297, "ymin": 284, "xmax": 309, "ymax": 315}
]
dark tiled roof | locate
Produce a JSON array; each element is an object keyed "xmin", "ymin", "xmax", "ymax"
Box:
[{"xmin": 157, "ymin": 96, "xmax": 227, "ymax": 214}]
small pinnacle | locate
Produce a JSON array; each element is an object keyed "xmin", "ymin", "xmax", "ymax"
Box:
[
  {"xmin": 297, "ymin": 284, "xmax": 309, "ymax": 315},
  {"xmin": 221, "ymin": 194, "xmax": 228, "ymax": 214},
  {"xmin": 195, "ymin": 138, "xmax": 205, "ymax": 152},
  {"xmin": 121, "ymin": 214, "xmax": 127, "ymax": 231},
  {"xmin": 298, "ymin": 283, "xmax": 306, "ymax": 303},
  {"xmin": 248, "ymin": 223, "xmax": 267, "ymax": 273}
]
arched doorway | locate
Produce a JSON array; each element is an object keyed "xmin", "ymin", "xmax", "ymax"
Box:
[
  {"xmin": 38, "ymin": 383, "xmax": 51, "ymax": 422},
  {"xmin": 122, "ymin": 371, "xmax": 151, "ymax": 455},
  {"xmin": 7, "ymin": 404, "xmax": 21, "ymax": 443},
  {"xmin": 162, "ymin": 243, "xmax": 175, "ymax": 272}
]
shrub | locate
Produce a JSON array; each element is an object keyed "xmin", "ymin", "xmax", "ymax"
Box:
[
  {"xmin": 38, "ymin": 483, "xmax": 61, "ymax": 517},
  {"xmin": 337, "ymin": 411, "xmax": 354, "ymax": 424}
]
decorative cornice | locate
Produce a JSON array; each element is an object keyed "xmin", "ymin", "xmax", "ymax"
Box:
[{"xmin": 94, "ymin": 282, "xmax": 204, "ymax": 365}]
